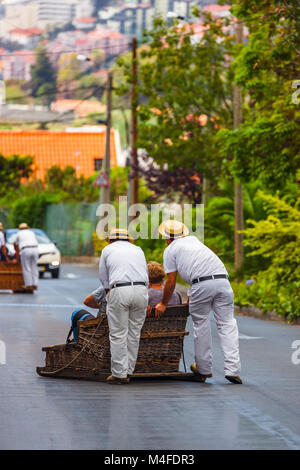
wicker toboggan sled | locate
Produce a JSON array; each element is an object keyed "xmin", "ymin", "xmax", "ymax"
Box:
[
  {"xmin": 37, "ymin": 304, "xmax": 201, "ymax": 382},
  {"xmin": 0, "ymin": 261, "xmax": 29, "ymax": 293}
]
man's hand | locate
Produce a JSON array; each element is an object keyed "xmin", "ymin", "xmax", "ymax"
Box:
[{"xmin": 155, "ymin": 302, "xmax": 167, "ymax": 319}]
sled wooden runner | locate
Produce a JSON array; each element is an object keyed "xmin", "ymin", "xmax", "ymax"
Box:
[
  {"xmin": 37, "ymin": 304, "xmax": 201, "ymax": 382},
  {"xmin": 0, "ymin": 262, "xmax": 28, "ymax": 293}
]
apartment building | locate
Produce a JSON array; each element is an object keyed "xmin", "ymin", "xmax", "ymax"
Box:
[{"xmin": 0, "ymin": 0, "xmax": 95, "ymax": 37}]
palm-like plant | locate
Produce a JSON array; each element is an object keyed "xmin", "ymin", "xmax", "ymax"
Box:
[{"xmin": 204, "ymin": 180, "xmax": 267, "ymax": 274}]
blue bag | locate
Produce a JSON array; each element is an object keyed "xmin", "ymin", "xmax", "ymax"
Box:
[{"xmin": 66, "ymin": 309, "xmax": 95, "ymax": 343}]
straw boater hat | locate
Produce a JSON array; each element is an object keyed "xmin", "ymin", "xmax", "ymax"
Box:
[
  {"xmin": 19, "ymin": 223, "xmax": 29, "ymax": 230},
  {"xmin": 159, "ymin": 220, "xmax": 189, "ymax": 239},
  {"xmin": 107, "ymin": 228, "xmax": 134, "ymax": 242}
]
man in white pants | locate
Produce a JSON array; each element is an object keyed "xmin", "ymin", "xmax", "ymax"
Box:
[
  {"xmin": 14, "ymin": 223, "xmax": 39, "ymax": 291},
  {"xmin": 155, "ymin": 220, "xmax": 242, "ymax": 385},
  {"xmin": 99, "ymin": 228, "xmax": 148, "ymax": 384}
]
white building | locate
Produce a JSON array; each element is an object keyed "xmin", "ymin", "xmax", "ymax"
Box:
[
  {"xmin": 154, "ymin": 0, "xmax": 169, "ymax": 17},
  {"xmin": 173, "ymin": 1, "xmax": 198, "ymax": 18},
  {"xmin": 0, "ymin": 0, "xmax": 95, "ymax": 36}
]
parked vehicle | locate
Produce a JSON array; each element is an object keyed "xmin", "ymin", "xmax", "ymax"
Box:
[{"xmin": 6, "ymin": 229, "xmax": 61, "ymax": 279}]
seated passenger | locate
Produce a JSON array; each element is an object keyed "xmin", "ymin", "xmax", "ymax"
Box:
[
  {"xmin": 83, "ymin": 284, "xmax": 107, "ymax": 317},
  {"xmin": 147, "ymin": 261, "xmax": 182, "ymax": 309}
]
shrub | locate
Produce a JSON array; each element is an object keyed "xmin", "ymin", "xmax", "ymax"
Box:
[
  {"xmin": 9, "ymin": 193, "xmax": 58, "ymax": 228},
  {"xmin": 233, "ymin": 192, "xmax": 300, "ymax": 320}
]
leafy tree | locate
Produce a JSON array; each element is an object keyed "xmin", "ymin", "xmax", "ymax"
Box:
[
  {"xmin": 218, "ymin": 0, "xmax": 300, "ymax": 190},
  {"xmin": 30, "ymin": 47, "xmax": 57, "ymax": 106},
  {"xmin": 204, "ymin": 180, "xmax": 268, "ymax": 273},
  {"xmin": 45, "ymin": 165, "xmax": 97, "ymax": 202},
  {"xmin": 233, "ymin": 192, "xmax": 300, "ymax": 319},
  {"xmin": 9, "ymin": 193, "xmax": 58, "ymax": 228},
  {"xmin": 117, "ymin": 16, "xmax": 234, "ymax": 182},
  {"xmin": 5, "ymin": 79, "xmax": 28, "ymax": 104},
  {"xmin": 57, "ymin": 53, "xmax": 82, "ymax": 83},
  {"xmin": 90, "ymin": 49, "xmax": 106, "ymax": 69},
  {"xmin": 75, "ymin": 74, "xmax": 106, "ymax": 100},
  {"xmin": 137, "ymin": 154, "xmax": 202, "ymax": 204},
  {"xmin": 0, "ymin": 154, "xmax": 33, "ymax": 197}
]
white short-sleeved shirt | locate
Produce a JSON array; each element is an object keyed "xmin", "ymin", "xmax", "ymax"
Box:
[
  {"xmin": 163, "ymin": 236, "xmax": 228, "ymax": 285},
  {"xmin": 0, "ymin": 231, "xmax": 5, "ymax": 248},
  {"xmin": 15, "ymin": 229, "xmax": 38, "ymax": 251},
  {"xmin": 99, "ymin": 240, "xmax": 149, "ymax": 289}
]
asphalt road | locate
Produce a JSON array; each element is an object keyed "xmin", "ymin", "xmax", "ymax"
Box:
[{"xmin": 0, "ymin": 264, "xmax": 299, "ymax": 450}]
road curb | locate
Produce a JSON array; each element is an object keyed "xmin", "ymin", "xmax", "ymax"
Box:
[
  {"xmin": 61, "ymin": 256, "xmax": 98, "ymax": 265},
  {"xmin": 235, "ymin": 305, "xmax": 300, "ymax": 326}
]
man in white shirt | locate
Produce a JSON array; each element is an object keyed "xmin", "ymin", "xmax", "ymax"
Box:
[
  {"xmin": 14, "ymin": 223, "xmax": 39, "ymax": 290},
  {"xmin": 99, "ymin": 228, "xmax": 149, "ymax": 384},
  {"xmin": 155, "ymin": 220, "xmax": 242, "ymax": 385}
]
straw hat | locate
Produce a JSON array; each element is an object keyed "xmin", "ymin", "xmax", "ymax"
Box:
[
  {"xmin": 107, "ymin": 228, "xmax": 134, "ymax": 242},
  {"xmin": 19, "ymin": 222, "xmax": 29, "ymax": 230},
  {"xmin": 0, "ymin": 222, "xmax": 3, "ymax": 230},
  {"xmin": 159, "ymin": 219, "xmax": 189, "ymax": 239}
]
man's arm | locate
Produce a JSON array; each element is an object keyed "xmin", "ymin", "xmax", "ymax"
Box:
[
  {"xmin": 83, "ymin": 293, "xmax": 102, "ymax": 309},
  {"xmin": 154, "ymin": 271, "xmax": 177, "ymax": 318},
  {"xmin": 14, "ymin": 243, "xmax": 20, "ymax": 262}
]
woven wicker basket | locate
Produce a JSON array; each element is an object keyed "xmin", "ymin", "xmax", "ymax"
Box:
[
  {"xmin": 0, "ymin": 262, "xmax": 25, "ymax": 292},
  {"xmin": 37, "ymin": 304, "xmax": 193, "ymax": 382}
]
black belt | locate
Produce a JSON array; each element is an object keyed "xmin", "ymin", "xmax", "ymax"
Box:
[
  {"xmin": 111, "ymin": 282, "xmax": 146, "ymax": 289},
  {"xmin": 21, "ymin": 245, "xmax": 38, "ymax": 251},
  {"xmin": 192, "ymin": 274, "xmax": 228, "ymax": 284}
]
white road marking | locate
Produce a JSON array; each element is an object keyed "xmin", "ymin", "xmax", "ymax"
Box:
[
  {"xmin": 65, "ymin": 273, "xmax": 80, "ymax": 279},
  {"xmin": 239, "ymin": 334, "xmax": 263, "ymax": 340}
]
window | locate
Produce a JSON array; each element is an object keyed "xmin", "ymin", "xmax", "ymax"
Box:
[{"xmin": 94, "ymin": 158, "xmax": 103, "ymax": 171}]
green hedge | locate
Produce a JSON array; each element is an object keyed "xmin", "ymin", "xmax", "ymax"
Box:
[{"xmin": 9, "ymin": 193, "xmax": 59, "ymax": 228}]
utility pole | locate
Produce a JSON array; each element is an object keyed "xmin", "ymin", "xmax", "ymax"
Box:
[
  {"xmin": 100, "ymin": 71, "xmax": 113, "ymax": 206},
  {"xmin": 129, "ymin": 36, "xmax": 139, "ymax": 207},
  {"xmin": 234, "ymin": 19, "xmax": 244, "ymax": 273}
]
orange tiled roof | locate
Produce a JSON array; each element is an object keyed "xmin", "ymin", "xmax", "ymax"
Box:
[
  {"xmin": 0, "ymin": 130, "xmax": 118, "ymax": 180},
  {"xmin": 74, "ymin": 17, "xmax": 97, "ymax": 23},
  {"xmin": 9, "ymin": 27, "xmax": 44, "ymax": 36}
]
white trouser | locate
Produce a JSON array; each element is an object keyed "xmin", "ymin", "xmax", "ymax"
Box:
[
  {"xmin": 107, "ymin": 285, "xmax": 148, "ymax": 378},
  {"xmin": 189, "ymin": 279, "xmax": 241, "ymax": 377},
  {"xmin": 20, "ymin": 247, "xmax": 39, "ymax": 287}
]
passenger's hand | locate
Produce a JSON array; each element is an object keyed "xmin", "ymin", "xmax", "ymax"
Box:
[
  {"xmin": 155, "ymin": 302, "xmax": 166, "ymax": 319},
  {"xmin": 146, "ymin": 305, "xmax": 152, "ymax": 317}
]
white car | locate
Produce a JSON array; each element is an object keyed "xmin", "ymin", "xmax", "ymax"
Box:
[{"xmin": 6, "ymin": 228, "xmax": 61, "ymax": 279}]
